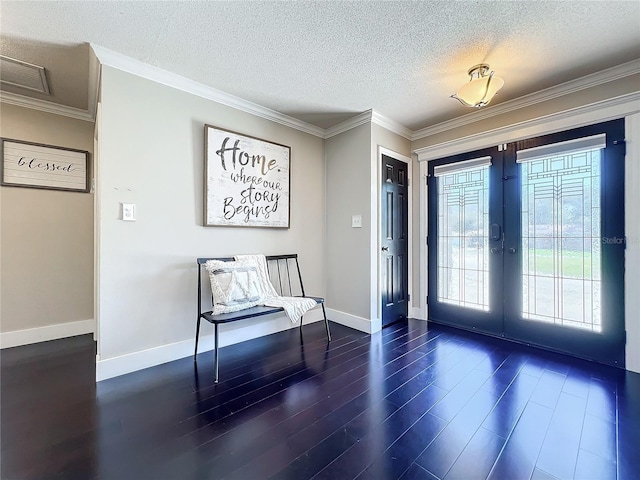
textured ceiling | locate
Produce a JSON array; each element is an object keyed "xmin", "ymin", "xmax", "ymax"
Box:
[{"xmin": 1, "ymin": 1, "xmax": 639, "ymax": 130}]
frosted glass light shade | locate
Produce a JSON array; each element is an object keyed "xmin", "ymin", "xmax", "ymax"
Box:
[{"xmin": 451, "ymin": 64, "xmax": 504, "ymax": 108}]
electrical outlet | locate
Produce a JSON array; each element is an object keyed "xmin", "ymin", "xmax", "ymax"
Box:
[
  {"xmin": 122, "ymin": 203, "xmax": 136, "ymax": 221},
  {"xmin": 352, "ymin": 214, "xmax": 362, "ymax": 228}
]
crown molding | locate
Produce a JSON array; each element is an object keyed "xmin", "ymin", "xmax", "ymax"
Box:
[
  {"xmin": 87, "ymin": 47, "xmax": 101, "ymax": 120},
  {"xmin": 412, "ymin": 59, "xmax": 640, "ymax": 141},
  {"xmin": 0, "ymin": 90, "xmax": 94, "ymax": 122},
  {"xmin": 3, "ymin": 46, "xmax": 637, "ymax": 143},
  {"xmin": 90, "ymin": 44, "xmax": 325, "ymax": 138},
  {"xmin": 323, "ymin": 109, "xmax": 413, "ymax": 140},
  {"xmin": 323, "ymin": 110, "xmax": 373, "ymax": 138},
  {"xmin": 371, "ymin": 110, "xmax": 413, "ymax": 140},
  {"xmin": 414, "ymin": 91, "xmax": 640, "ymax": 162}
]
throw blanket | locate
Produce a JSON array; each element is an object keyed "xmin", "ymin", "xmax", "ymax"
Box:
[{"xmin": 235, "ymin": 254, "xmax": 317, "ymax": 325}]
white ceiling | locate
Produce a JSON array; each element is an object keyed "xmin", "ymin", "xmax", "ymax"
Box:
[{"xmin": 1, "ymin": 1, "xmax": 639, "ymax": 130}]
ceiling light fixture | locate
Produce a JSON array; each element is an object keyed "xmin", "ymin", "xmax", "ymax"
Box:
[{"xmin": 451, "ymin": 63, "xmax": 504, "ymax": 108}]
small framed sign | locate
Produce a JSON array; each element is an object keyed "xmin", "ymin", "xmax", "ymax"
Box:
[
  {"xmin": 204, "ymin": 125, "xmax": 290, "ymax": 228},
  {"xmin": 1, "ymin": 138, "xmax": 90, "ymax": 193}
]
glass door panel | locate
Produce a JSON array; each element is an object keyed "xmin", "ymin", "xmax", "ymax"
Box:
[
  {"xmin": 503, "ymin": 120, "xmax": 626, "ymax": 366},
  {"xmin": 437, "ymin": 166, "xmax": 490, "ymax": 311},
  {"xmin": 520, "ymin": 143, "xmax": 602, "ymax": 331},
  {"xmin": 428, "ymin": 148, "xmax": 504, "ymax": 335}
]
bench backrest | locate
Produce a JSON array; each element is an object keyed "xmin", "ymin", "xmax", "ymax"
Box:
[{"xmin": 197, "ymin": 254, "xmax": 307, "ymax": 312}]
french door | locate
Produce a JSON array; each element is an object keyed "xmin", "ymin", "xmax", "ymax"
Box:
[{"xmin": 427, "ymin": 119, "xmax": 626, "ymax": 366}]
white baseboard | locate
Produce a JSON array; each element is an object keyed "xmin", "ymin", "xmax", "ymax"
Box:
[
  {"xmin": 326, "ymin": 308, "xmax": 371, "ymax": 333},
  {"xmin": 324, "ymin": 308, "xmax": 428, "ymax": 333},
  {"xmin": 96, "ymin": 309, "xmax": 324, "ymax": 381},
  {"xmin": 0, "ymin": 319, "xmax": 95, "ymax": 349},
  {"xmin": 97, "ymin": 335, "xmax": 207, "ymax": 382}
]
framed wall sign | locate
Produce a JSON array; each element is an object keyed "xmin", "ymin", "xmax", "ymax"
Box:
[
  {"xmin": 204, "ymin": 125, "xmax": 290, "ymax": 228},
  {"xmin": 1, "ymin": 138, "xmax": 90, "ymax": 193}
]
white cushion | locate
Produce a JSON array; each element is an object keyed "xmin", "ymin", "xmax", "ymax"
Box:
[{"xmin": 204, "ymin": 260, "xmax": 264, "ymax": 314}]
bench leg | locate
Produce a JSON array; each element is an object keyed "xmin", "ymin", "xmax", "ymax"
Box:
[
  {"xmin": 322, "ymin": 303, "xmax": 331, "ymax": 341},
  {"xmin": 214, "ymin": 323, "xmax": 219, "ymax": 383},
  {"xmin": 194, "ymin": 317, "xmax": 201, "ymax": 361}
]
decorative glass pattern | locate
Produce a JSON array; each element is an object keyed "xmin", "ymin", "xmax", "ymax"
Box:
[
  {"xmin": 437, "ymin": 167, "xmax": 489, "ymax": 310},
  {"xmin": 520, "ymin": 148, "xmax": 601, "ymax": 331}
]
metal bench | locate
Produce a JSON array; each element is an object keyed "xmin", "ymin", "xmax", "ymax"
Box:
[{"xmin": 195, "ymin": 254, "xmax": 331, "ymax": 382}]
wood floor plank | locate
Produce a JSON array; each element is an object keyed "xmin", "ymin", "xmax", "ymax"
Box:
[
  {"xmin": 481, "ymin": 371, "xmax": 539, "ymax": 438},
  {"xmin": 573, "ymin": 448, "xmax": 616, "ymax": 480},
  {"xmin": 114, "ymin": 324, "xmax": 441, "ymax": 480},
  {"xmin": 357, "ymin": 413, "xmax": 447, "ymax": 480},
  {"xmin": 528, "ymin": 369, "xmax": 567, "ymax": 409},
  {"xmin": 580, "ymin": 413, "xmax": 616, "ymax": 463},
  {"xmin": 617, "ymin": 371, "xmax": 640, "ymax": 480},
  {"xmin": 530, "ymin": 468, "xmax": 560, "ymax": 480},
  {"xmin": 222, "ymin": 332, "xmax": 445, "ymax": 479},
  {"xmin": 428, "ymin": 353, "xmax": 504, "ymax": 422},
  {"xmin": 535, "ymin": 392, "xmax": 587, "ymax": 480},
  {"xmin": 585, "ymin": 378, "xmax": 617, "ymax": 423},
  {"xmin": 415, "ymin": 388, "xmax": 500, "ymax": 478},
  {"xmin": 310, "ymin": 336, "xmax": 483, "ymax": 479},
  {"xmin": 487, "ymin": 401, "xmax": 554, "ymax": 480},
  {"xmin": 443, "ymin": 427, "xmax": 506, "ymax": 480},
  {"xmin": 99, "ymin": 326, "xmax": 381, "ymax": 478},
  {"xmin": 399, "ymin": 463, "xmax": 439, "ymax": 480},
  {"xmin": 312, "ymin": 382, "xmax": 450, "ymax": 478},
  {"xmin": 2, "ymin": 320, "xmax": 638, "ymax": 480},
  {"xmin": 98, "ymin": 328, "xmax": 363, "ymax": 444}
]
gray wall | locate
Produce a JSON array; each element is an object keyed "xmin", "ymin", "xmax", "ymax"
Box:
[
  {"xmin": 96, "ymin": 67, "xmax": 326, "ymax": 367},
  {"xmin": 325, "ymin": 123, "xmax": 372, "ymax": 320},
  {"xmin": 0, "ymin": 104, "xmax": 94, "ymax": 333},
  {"xmin": 324, "ymin": 122, "xmax": 414, "ymax": 330}
]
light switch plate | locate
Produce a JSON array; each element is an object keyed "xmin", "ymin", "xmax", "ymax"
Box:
[
  {"xmin": 352, "ymin": 214, "xmax": 362, "ymax": 228},
  {"xmin": 122, "ymin": 203, "xmax": 136, "ymax": 221}
]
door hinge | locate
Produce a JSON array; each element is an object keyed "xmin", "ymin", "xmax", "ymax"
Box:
[
  {"xmin": 624, "ymin": 330, "xmax": 627, "ymax": 345},
  {"xmin": 425, "ymin": 295, "xmax": 429, "ymax": 305},
  {"xmin": 613, "ymin": 139, "xmax": 626, "ymax": 155},
  {"xmin": 426, "ymin": 235, "xmax": 429, "ymax": 245},
  {"xmin": 407, "ymin": 178, "xmax": 410, "ymax": 187},
  {"xmin": 408, "ymin": 294, "xmax": 411, "ymax": 302}
]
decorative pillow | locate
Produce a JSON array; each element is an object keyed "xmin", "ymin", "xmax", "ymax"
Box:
[{"xmin": 204, "ymin": 260, "xmax": 264, "ymax": 314}]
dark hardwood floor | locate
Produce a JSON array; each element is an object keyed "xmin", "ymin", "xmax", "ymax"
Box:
[{"xmin": 1, "ymin": 320, "xmax": 639, "ymax": 480}]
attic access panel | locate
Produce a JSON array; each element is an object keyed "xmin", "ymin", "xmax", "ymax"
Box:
[{"xmin": 0, "ymin": 55, "xmax": 50, "ymax": 94}]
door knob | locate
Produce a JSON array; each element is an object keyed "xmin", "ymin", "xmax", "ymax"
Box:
[
  {"xmin": 490, "ymin": 247, "xmax": 501, "ymax": 254},
  {"xmin": 508, "ymin": 248, "xmax": 517, "ymax": 254},
  {"xmin": 381, "ymin": 246, "xmax": 389, "ymax": 251}
]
